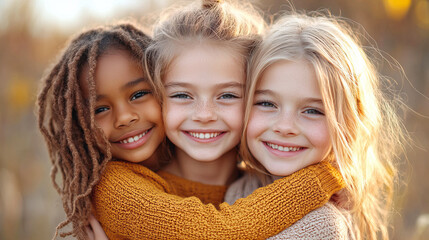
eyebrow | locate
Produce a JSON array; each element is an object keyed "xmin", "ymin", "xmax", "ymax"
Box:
[
  {"xmin": 96, "ymin": 77, "xmax": 146, "ymax": 101},
  {"xmin": 254, "ymin": 89, "xmax": 275, "ymax": 96},
  {"xmin": 304, "ymin": 98, "xmax": 324, "ymax": 104},
  {"xmin": 121, "ymin": 77, "xmax": 146, "ymax": 90},
  {"xmin": 164, "ymin": 81, "xmax": 244, "ymax": 89},
  {"xmin": 255, "ymin": 89, "xmax": 324, "ymax": 104}
]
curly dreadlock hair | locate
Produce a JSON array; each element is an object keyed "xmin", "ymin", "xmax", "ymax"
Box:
[{"xmin": 36, "ymin": 23, "xmax": 153, "ymax": 239}]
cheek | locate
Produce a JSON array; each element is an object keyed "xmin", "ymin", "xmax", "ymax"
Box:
[
  {"xmin": 95, "ymin": 116, "xmax": 112, "ymax": 138},
  {"xmin": 306, "ymin": 120, "xmax": 331, "ymax": 150},
  {"xmin": 246, "ymin": 110, "xmax": 267, "ymax": 141},
  {"xmin": 163, "ymin": 102, "xmax": 184, "ymax": 131},
  {"xmin": 145, "ymin": 100, "xmax": 163, "ymax": 124},
  {"xmin": 222, "ymin": 101, "xmax": 245, "ymax": 131}
]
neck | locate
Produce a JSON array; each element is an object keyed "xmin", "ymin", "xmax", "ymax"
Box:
[
  {"xmin": 163, "ymin": 148, "xmax": 238, "ymax": 186},
  {"xmin": 139, "ymin": 147, "xmax": 162, "ymax": 171}
]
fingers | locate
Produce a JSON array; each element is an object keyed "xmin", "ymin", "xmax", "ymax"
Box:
[
  {"xmin": 88, "ymin": 214, "xmax": 109, "ymax": 240},
  {"xmin": 85, "ymin": 226, "xmax": 95, "ymax": 240}
]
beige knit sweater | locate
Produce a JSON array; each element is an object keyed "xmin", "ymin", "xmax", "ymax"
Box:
[{"xmin": 225, "ymin": 172, "xmax": 356, "ymax": 239}]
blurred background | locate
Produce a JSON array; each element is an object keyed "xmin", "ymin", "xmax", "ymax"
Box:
[{"xmin": 0, "ymin": 0, "xmax": 428, "ymax": 239}]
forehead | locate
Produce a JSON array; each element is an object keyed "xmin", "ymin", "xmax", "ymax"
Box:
[
  {"xmin": 164, "ymin": 42, "xmax": 245, "ymax": 86},
  {"xmin": 79, "ymin": 49, "xmax": 143, "ymax": 97},
  {"xmin": 258, "ymin": 60, "xmax": 321, "ymax": 97}
]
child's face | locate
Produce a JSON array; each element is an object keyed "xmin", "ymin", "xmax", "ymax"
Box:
[
  {"xmin": 163, "ymin": 44, "xmax": 245, "ymax": 162},
  {"xmin": 246, "ymin": 60, "xmax": 332, "ymax": 176},
  {"xmin": 81, "ymin": 50, "xmax": 164, "ymax": 163}
]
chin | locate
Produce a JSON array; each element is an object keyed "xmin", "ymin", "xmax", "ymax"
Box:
[
  {"xmin": 189, "ymin": 153, "xmax": 221, "ymax": 162},
  {"xmin": 265, "ymin": 166, "xmax": 295, "ymax": 177}
]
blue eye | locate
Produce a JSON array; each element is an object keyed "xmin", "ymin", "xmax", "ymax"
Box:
[
  {"xmin": 255, "ymin": 101, "xmax": 276, "ymax": 108},
  {"xmin": 219, "ymin": 93, "xmax": 239, "ymax": 99},
  {"xmin": 170, "ymin": 93, "xmax": 191, "ymax": 99},
  {"xmin": 303, "ymin": 108, "xmax": 324, "ymax": 115},
  {"xmin": 131, "ymin": 90, "xmax": 150, "ymax": 101},
  {"xmin": 95, "ymin": 106, "xmax": 109, "ymax": 114}
]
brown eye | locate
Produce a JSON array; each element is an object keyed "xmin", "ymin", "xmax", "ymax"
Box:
[
  {"xmin": 95, "ymin": 106, "xmax": 109, "ymax": 114},
  {"xmin": 131, "ymin": 90, "xmax": 150, "ymax": 101}
]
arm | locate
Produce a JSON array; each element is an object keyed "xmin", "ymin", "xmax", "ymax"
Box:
[{"xmin": 92, "ymin": 161, "xmax": 344, "ymax": 240}]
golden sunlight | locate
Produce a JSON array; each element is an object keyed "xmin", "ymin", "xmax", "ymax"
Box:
[{"xmin": 383, "ymin": 0, "xmax": 412, "ymax": 20}]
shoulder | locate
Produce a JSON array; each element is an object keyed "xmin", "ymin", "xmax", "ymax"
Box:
[
  {"xmin": 95, "ymin": 160, "xmax": 171, "ymax": 194},
  {"xmin": 268, "ymin": 203, "xmax": 354, "ymax": 240},
  {"xmin": 224, "ymin": 172, "xmax": 263, "ymax": 205}
]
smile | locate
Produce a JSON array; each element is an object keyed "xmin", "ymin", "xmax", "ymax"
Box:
[
  {"xmin": 187, "ymin": 132, "xmax": 222, "ymax": 140},
  {"xmin": 266, "ymin": 142, "xmax": 302, "ymax": 152},
  {"xmin": 119, "ymin": 129, "xmax": 150, "ymax": 144}
]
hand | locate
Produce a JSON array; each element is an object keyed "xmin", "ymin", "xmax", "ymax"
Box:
[{"xmin": 85, "ymin": 214, "xmax": 108, "ymax": 240}]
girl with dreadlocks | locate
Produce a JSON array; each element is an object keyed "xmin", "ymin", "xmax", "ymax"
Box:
[
  {"xmin": 37, "ymin": 22, "xmax": 163, "ymax": 239},
  {"xmin": 223, "ymin": 12, "xmax": 406, "ymax": 239},
  {"xmin": 89, "ymin": 1, "xmax": 345, "ymax": 240}
]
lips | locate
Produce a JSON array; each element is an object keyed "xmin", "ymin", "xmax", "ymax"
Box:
[
  {"xmin": 183, "ymin": 130, "xmax": 225, "ymax": 142},
  {"xmin": 113, "ymin": 127, "xmax": 153, "ymax": 143},
  {"xmin": 265, "ymin": 142, "xmax": 303, "ymax": 152},
  {"xmin": 187, "ymin": 131, "xmax": 222, "ymax": 139},
  {"xmin": 118, "ymin": 129, "xmax": 151, "ymax": 144}
]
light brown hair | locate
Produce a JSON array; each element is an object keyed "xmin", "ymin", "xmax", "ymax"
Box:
[{"xmin": 145, "ymin": 0, "xmax": 266, "ymax": 101}]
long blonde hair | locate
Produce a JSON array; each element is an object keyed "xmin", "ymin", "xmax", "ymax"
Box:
[
  {"xmin": 242, "ymin": 12, "xmax": 405, "ymax": 240},
  {"xmin": 145, "ymin": 0, "xmax": 266, "ymax": 100}
]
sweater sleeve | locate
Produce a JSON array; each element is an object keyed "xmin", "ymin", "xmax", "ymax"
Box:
[{"xmin": 92, "ymin": 161, "xmax": 345, "ymax": 240}]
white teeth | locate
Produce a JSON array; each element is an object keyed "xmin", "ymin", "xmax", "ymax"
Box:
[
  {"xmin": 119, "ymin": 131, "xmax": 149, "ymax": 144},
  {"xmin": 189, "ymin": 132, "xmax": 221, "ymax": 139},
  {"xmin": 266, "ymin": 143, "xmax": 301, "ymax": 152}
]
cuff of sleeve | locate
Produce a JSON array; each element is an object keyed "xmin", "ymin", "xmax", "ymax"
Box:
[{"xmin": 309, "ymin": 161, "xmax": 346, "ymax": 196}]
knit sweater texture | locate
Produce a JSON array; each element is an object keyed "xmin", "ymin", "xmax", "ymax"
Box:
[
  {"xmin": 157, "ymin": 170, "xmax": 226, "ymax": 208},
  {"xmin": 92, "ymin": 160, "xmax": 345, "ymax": 240},
  {"xmin": 225, "ymin": 171, "xmax": 355, "ymax": 239}
]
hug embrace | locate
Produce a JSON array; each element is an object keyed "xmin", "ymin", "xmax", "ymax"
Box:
[{"xmin": 37, "ymin": 0, "xmax": 406, "ymax": 239}]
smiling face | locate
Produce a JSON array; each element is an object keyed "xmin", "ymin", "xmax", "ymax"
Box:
[
  {"xmin": 80, "ymin": 49, "xmax": 164, "ymax": 163},
  {"xmin": 246, "ymin": 60, "xmax": 332, "ymax": 176},
  {"xmin": 163, "ymin": 43, "xmax": 245, "ymax": 163}
]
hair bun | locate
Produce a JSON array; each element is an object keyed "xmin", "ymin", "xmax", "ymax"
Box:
[{"xmin": 202, "ymin": 0, "xmax": 223, "ymax": 9}]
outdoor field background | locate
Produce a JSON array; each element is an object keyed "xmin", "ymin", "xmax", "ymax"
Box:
[{"xmin": 0, "ymin": 0, "xmax": 428, "ymax": 239}]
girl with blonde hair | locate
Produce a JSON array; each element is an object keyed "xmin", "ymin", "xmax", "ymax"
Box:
[{"xmin": 225, "ymin": 12, "xmax": 405, "ymax": 239}]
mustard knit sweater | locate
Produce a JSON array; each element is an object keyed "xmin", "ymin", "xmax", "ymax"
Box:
[
  {"xmin": 92, "ymin": 161, "xmax": 344, "ymax": 240},
  {"xmin": 157, "ymin": 170, "xmax": 227, "ymax": 208}
]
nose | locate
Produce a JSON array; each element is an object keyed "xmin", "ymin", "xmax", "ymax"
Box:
[
  {"xmin": 114, "ymin": 104, "xmax": 139, "ymax": 128},
  {"xmin": 272, "ymin": 111, "xmax": 300, "ymax": 136},
  {"xmin": 191, "ymin": 99, "xmax": 217, "ymax": 122}
]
